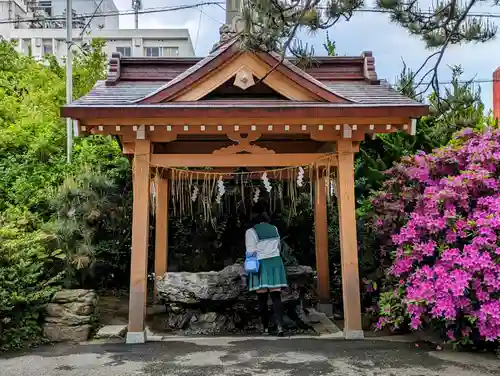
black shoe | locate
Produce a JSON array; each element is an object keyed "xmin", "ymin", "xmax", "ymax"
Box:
[
  {"xmin": 276, "ymin": 325, "xmax": 285, "ymax": 337},
  {"xmin": 259, "ymin": 324, "xmax": 269, "ymax": 336}
]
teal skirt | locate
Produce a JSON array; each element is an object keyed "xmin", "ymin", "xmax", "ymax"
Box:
[{"xmin": 248, "ymin": 256, "xmax": 288, "ymax": 291}]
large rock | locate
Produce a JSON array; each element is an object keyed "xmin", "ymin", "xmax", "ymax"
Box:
[
  {"xmin": 45, "ymin": 303, "xmax": 94, "ymax": 323},
  {"xmin": 43, "ymin": 323, "xmax": 91, "ymax": 342},
  {"xmin": 157, "ymin": 264, "xmax": 246, "ymax": 303},
  {"xmin": 157, "ymin": 264, "xmax": 314, "ymax": 304},
  {"xmin": 154, "ymin": 264, "xmax": 315, "ymax": 335},
  {"xmin": 52, "ymin": 289, "xmax": 97, "ymax": 304},
  {"xmin": 43, "ymin": 289, "xmax": 98, "ymax": 342}
]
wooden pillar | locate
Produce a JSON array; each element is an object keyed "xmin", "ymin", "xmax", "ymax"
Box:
[
  {"xmin": 126, "ymin": 139, "xmax": 151, "ymax": 344},
  {"xmin": 494, "ymin": 67, "xmax": 500, "ymax": 121},
  {"xmin": 314, "ymin": 171, "xmax": 331, "ymax": 314},
  {"xmin": 154, "ymin": 175, "xmax": 169, "ymax": 303},
  {"xmin": 336, "ymin": 140, "xmax": 363, "ymax": 339}
]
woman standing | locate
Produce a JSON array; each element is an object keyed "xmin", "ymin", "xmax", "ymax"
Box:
[{"xmin": 245, "ymin": 206, "xmax": 288, "ymax": 337}]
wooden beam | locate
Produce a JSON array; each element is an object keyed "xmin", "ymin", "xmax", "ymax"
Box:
[
  {"xmin": 154, "ymin": 176, "xmax": 169, "ymax": 303},
  {"xmin": 123, "ymin": 142, "xmax": 135, "ymax": 154},
  {"xmin": 150, "ymin": 153, "xmax": 337, "ymax": 168},
  {"xmin": 314, "ymin": 172, "xmax": 330, "ymax": 305},
  {"xmin": 165, "ymin": 169, "xmax": 306, "ymax": 180},
  {"xmin": 155, "ymin": 140, "xmax": 324, "ymax": 155},
  {"xmin": 63, "ymin": 103, "xmax": 428, "ymax": 120},
  {"xmin": 127, "ymin": 139, "xmax": 151, "ymax": 344},
  {"xmin": 336, "ymin": 140, "xmax": 363, "ymax": 339}
]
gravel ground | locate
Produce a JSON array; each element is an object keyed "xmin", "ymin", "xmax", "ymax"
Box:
[{"xmin": 1, "ymin": 337, "xmax": 499, "ymax": 376}]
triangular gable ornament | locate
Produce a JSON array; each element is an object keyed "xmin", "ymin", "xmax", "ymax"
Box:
[{"xmin": 233, "ymin": 67, "xmax": 255, "ymax": 90}]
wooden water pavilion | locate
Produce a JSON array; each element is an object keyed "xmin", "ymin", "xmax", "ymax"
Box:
[{"xmin": 62, "ymin": 33, "xmax": 428, "ymax": 343}]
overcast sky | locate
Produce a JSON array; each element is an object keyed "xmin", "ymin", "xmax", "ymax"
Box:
[{"xmin": 113, "ymin": 0, "xmax": 500, "ymax": 110}]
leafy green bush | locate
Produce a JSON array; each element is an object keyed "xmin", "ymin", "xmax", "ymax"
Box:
[
  {"xmin": 0, "ymin": 39, "xmax": 121, "ymax": 351},
  {"xmin": 48, "ymin": 160, "xmax": 132, "ymax": 289},
  {"xmin": 0, "ymin": 209, "xmax": 64, "ymax": 352}
]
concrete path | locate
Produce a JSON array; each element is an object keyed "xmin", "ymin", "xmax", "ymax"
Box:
[{"xmin": 1, "ymin": 337, "xmax": 498, "ymax": 376}]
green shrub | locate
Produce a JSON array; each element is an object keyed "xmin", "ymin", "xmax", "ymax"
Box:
[
  {"xmin": 0, "ymin": 209, "xmax": 64, "ymax": 352},
  {"xmin": 48, "ymin": 162, "xmax": 132, "ymax": 289}
]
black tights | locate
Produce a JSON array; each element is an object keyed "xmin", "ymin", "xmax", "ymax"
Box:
[{"xmin": 258, "ymin": 290, "xmax": 284, "ymax": 329}]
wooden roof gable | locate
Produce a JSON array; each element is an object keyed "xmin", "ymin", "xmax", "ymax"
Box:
[{"xmin": 130, "ymin": 41, "xmax": 351, "ymax": 104}]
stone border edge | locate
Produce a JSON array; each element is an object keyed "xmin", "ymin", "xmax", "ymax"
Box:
[
  {"xmin": 126, "ymin": 331, "xmax": 146, "ymax": 344},
  {"xmin": 344, "ymin": 330, "xmax": 364, "ymax": 340}
]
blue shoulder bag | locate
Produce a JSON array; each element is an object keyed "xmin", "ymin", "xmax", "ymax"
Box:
[{"xmin": 244, "ymin": 252, "xmax": 259, "ymax": 274}]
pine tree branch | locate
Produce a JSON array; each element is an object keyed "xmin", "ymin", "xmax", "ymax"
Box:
[
  {"xmin": 413, "ymin": 0, "xmax": 478, "ymax": 101},
  {"xmin": 253, "ymin": 0, "xmax": 318, "ymax": 85}
]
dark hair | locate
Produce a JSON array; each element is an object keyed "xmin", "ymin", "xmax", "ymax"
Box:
[
  {"xmin": 252, "ymin": 211, "xmax": 270, "ymax": 224},
  {"xmin": 253, "ymin": 200, "xmax": 268, "ymax": 215},
  {"xmin": 249, "ymin": 201, "xmax": 271, "ymax": 226}
]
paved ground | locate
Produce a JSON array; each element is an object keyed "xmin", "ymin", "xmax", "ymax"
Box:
[{"xmin": 1, "ymin": 337, "xmax": 499, "ymax": 376}]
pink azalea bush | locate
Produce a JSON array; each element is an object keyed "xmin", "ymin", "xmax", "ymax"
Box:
[{"xmin": 372, "ymin": 128, "xmax": 500, "ymax": 344}]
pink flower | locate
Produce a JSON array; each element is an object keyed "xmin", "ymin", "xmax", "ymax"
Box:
[{"xmin": 371, "ymin": 128, "xmax": 500, "ymax": 342}]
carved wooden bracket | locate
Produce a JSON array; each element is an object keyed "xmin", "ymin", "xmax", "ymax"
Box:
[{"xmin": 213, "ymin": 132, "xmax": 275, "ymax": 155}]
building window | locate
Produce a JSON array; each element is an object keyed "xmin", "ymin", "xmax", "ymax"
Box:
[
  {"xmin": 163, "ymin": 47, "xmax": 179, "ymax": 56},
  {"xmin": 22, "ymin": 39, "xmax": 32, "ymax": 56},
  {"xmin": 116, "ymin": 47, "xmax": 131, "ymax": 57},
  {"xmin": 144, "ymin": 47, "xmax": 161, "ymax": 57},
  {"xmin": 39, "ymin": 1, "xmax": 53, "ymax": 16},
  {"xmin": 42, "ymin": 39, "xmax": 53, "ymax": 56},
  {"xmin": 144, "ymin": 46, "xmax": 180, "ymax": 57}
]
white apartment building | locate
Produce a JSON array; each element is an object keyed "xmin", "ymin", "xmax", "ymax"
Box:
[{"xmin": 0, "ymin": 0, "xmax": 195, "ymax": 60}]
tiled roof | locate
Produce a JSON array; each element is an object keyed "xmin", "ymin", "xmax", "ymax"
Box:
[
  {"xmin": 323, "ymin": 81, "xmax": 421, "ymax": 106},
  {"xmin": 73, "ymin": 79, "xmax": 422, "ymax": 107},
  {"xmin": 73, "ymin": 81, "xmax": 164, "ymax": 105}
]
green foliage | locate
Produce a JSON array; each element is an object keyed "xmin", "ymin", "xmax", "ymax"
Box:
[
  {"xmin": 323, "ymin": 32, "xmax": 337, "ymax": 56},
  {"xmin": 241, "ymin": 0, "xmax": 362, "ymax": 58},
  {"xmin": 242, "ymin": 0, "xmax": 497, "ymax": 64},
  {"xmin": 0, "ymin": 39, "xmax": 108, "ymax": 216},
  {"xmin": 376, "ymin": 288, "xmax": 407, "ymax": 331},
  {"xmin": 0, "ymin": 209, "xmax": 64, "ymax": 352},
  {"xmin": 168, "ymin": 210, "xmax": 236, "ymax": 272},
  {"xmin": 355, "ymin": 65, "xmax": 485, "ymax": 204},
  {"xmin": 48, "ymin": 163, "xmax": 131, "ymax": 288},
  {"xmin": 0, "ymin": 38, "xmax": 130, "ymax": 351},
  {"xmin": 72, "ymin": 39, "xmax": 107, "ymax": 99},
  {"xmin": 376, "ymin": 0, "xmax": 497, "ymax": 48}
]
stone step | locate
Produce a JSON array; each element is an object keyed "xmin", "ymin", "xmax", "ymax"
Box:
[
  {"xmin": 306, "ymin": 308, "xmax": 341, "ymax": 335},
  {"xmin": 95, "ymin": 324, "xmax": 127, "ymax": 339}
]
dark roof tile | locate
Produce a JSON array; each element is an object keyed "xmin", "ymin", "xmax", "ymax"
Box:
[
  {"xmin": 73, "ymin": 81, "xmax": 164, "ymax": 105},
  {"xmin": 323, "ymin": 80, "xmax": 422, "ymax": 105}
]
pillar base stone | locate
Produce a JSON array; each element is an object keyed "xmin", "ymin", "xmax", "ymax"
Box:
[
  {"xmin": 344, "ymin": 329, "xmax": 364, "ymax": 340},
  {"xmin": 126, "ymin": 331, "xmax": 147, "ymax": 344},
  {"xmin": 317, "ymin": 303, "xmax": 333, "ymax": 317}
]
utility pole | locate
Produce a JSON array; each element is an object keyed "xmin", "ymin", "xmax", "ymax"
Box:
[
  {"xmin": 226, "ymin": 0, "xmax": 241, "ymax": 24},
  {"xmin": 132, "ymin": 0, "xmax": 142, "ymax": 29},
  {"xmin": 65, "ymin": 0, "xmax": 73, "ymax": 163}
]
